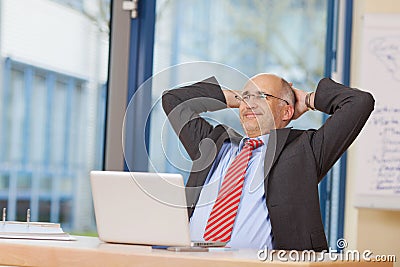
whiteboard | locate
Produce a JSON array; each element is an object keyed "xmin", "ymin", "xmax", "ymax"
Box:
[{"xmin": 354, "ymin": 14, "xmax": 400, "ymax": 210}]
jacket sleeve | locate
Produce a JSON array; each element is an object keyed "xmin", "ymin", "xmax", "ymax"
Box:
[
  {"xmin": 161, "ymin": 76, "xmax": 227, "ymax": 160},
  {"xmin": 311, "ymin": 78, "xmax": 375, "ymax": 181}
]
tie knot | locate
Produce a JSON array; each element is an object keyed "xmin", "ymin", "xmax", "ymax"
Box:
[{"xmin": 244, "ymin": 139, "xmax": 264, "ymax": 150}]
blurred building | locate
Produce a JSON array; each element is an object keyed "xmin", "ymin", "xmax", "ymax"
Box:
[{"xmin": 0, "ymin": 0, "xmax": 109, "ymax": 231}]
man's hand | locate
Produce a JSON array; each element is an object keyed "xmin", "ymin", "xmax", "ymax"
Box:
[
  {"xmin": 292, "ymin": 87, "xmax": 315, "ymax": 120},
  {"xmin": 223, "ymin": 89, "xmax": 241, "ymax": 108},
  {"xmin": 223, "ymin": 86, "xmax": 316, "ymax": 119}
]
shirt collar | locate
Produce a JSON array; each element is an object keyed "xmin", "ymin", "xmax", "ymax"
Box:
[{"xmin": 238, "ymin": 134, "xmax": 269, "ymax": 151}]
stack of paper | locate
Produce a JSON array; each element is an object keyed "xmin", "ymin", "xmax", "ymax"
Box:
[{"xmin": 0, "ymin": 221, "xmax": 75, "ymax": 241}]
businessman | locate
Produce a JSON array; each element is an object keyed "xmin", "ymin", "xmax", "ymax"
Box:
[{"xmin": 162, "ymin": 73, "xmax": 374, "ymax": 251}]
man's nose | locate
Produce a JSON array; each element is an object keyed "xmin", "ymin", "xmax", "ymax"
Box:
[{"xmin": 245, "ymin": 97, "xmax": 258, "ymax": 108}]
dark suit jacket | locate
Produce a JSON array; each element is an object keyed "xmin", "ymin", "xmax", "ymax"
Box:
[{"xmin": 162, "ymin": 77, "xmax": 374, "ymax": 251}]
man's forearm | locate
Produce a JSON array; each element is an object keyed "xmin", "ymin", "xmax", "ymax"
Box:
[
  {"xmin": 162, "ymin": 77, "xmax": 227, "ymax": 160},
  {"xmin": 311, "ymin": 78, "xmax": 374, "ymax": 179}
]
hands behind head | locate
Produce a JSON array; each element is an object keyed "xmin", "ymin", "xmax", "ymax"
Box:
[{"xmin": 222, "ymin": 83, "xmax": 313, "ymax": 120}]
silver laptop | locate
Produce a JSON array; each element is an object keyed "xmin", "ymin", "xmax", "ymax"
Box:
[{"xmin": 90, "ymin": 171, "xmax": 225, "ymax": 247}]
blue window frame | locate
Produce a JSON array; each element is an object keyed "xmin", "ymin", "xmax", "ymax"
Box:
[
  {"xmin": 124, "ymin": 0, "xmax": 156, "ymax": 172},
  {"xmin": 320, "ymin": 0, "xmax": 353, "ymax": 250}
]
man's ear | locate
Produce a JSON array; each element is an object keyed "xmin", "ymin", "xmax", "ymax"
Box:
[{"xmin": 282, "ymin": 105, "xmax": 295, "ymax": 122}]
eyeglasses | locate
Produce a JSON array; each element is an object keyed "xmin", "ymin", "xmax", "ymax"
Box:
[{"xmin": 235, "ymin": 93, "xmax": 289, "ymax": 105}]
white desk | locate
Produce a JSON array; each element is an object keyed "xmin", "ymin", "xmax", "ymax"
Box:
[{"xmin": 0, "ymin": 236, "xmax": 393, "ymax": 267}]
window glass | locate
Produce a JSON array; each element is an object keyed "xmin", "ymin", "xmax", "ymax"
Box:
[
  {"xmin": 17, "ymin": 174, "xmax": 32, "ymax": 191},
  {"xmin": 0, "ymin": 0, "xmax": 110, "ymax": 231},
  {"xmin": 149, "ymin": 0, "xmax": 327, "ymax": 181},
  {"xmin": 39, "ymin": 176, "xmax": 52, "ymax": 193},
  {"xmin": 30, "ymin": 75, "xmax": 47, "ymax": 164},
  {"xmin": 39, "ymin": 199, "xmax": 51, "ymax": 222},
  {"xmin": 59, "ymin": 198, "xmax": 72, "ymax": 226},
  {"xmin": 16, "ymin": 199, "xmax": 30, "ymax": 221},
  {"xmin": 9, "ymin": 69, "xmax": 25, "ymax": 163},
  {"xmin": 0, "ymin": 175, "xmax": 10, "ymax": 191},
  {"xmin": 50, "ymin": 81, "xmax": 68, "ymax": 167}
]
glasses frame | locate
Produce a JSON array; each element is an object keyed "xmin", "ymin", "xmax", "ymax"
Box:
[{"xmin": 235, "ymin": 93, "xmax": 290, "ymax": 105}]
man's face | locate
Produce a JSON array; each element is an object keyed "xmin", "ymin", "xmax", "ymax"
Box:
[{"xmin": 239, "ymin": 75, "xmax": 288, "ymax": 137}]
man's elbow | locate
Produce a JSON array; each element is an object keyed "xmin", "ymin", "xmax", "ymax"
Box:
[
  {"xmin": 360, "ymin": 91, "xmax": 375, "ymax": 114},
  {"xmin": 161, "ymin": 90, "xmax": 174, "ymax": 115}
]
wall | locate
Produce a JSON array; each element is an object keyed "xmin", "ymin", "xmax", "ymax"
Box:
[{"xmin": 346, "ymin": 0, "xmax": 400, "ymax": 265}]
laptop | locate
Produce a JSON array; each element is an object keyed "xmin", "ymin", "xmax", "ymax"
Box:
[{"xmin": 90, "ymin": 171, "xmax": 225, "ymax": 247}]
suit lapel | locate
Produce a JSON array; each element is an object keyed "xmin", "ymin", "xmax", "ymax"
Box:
[{"xmin": 264, "ymin": 128, "xmax": 291, "ymax": 185}]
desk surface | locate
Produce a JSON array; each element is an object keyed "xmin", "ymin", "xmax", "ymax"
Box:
[{"xmin": 0, "ymin": 236, "xmax": 393, "ymax": 267}]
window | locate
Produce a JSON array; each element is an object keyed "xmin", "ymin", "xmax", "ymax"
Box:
[
  {"xmin": 51, "ymin": 0, "xmax": 84, "ymax": 11},
  {"xmin": 0, "ymin": 0, "xmax": 110, "ymax": 232},
  {"xmin": 148, "ymin": 0, "xmax": 327, "ymax": 181},
  {"xmin": 0, "ymin": 59, "xmax": 105, "ymax": 230},
  {"xmin": 124, "ymin": 0, "xmax": 349, "ymax": 249}
]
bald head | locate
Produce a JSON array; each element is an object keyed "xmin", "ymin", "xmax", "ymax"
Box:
[{"xmin": 246, "ymin": 73, "xmax": 295, "ymax": 106}]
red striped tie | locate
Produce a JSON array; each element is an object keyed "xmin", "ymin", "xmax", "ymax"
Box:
[{"xmin": 203, "ymin": 139, "xmax": 264, "ymax": 242}]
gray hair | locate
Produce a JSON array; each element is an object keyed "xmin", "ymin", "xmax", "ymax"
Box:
[{"xmin": 280, "ymin": 78, "xmax": 295, "ymax": 106}]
